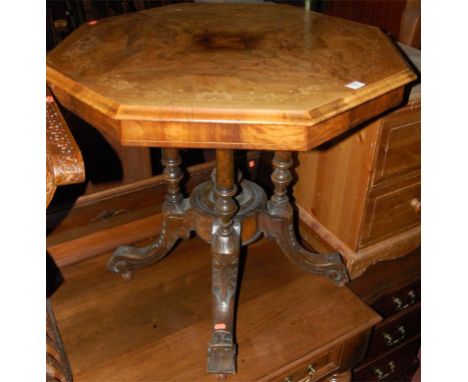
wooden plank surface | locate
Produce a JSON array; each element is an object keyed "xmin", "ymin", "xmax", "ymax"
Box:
[{"xmin": 52, "ymin": 238, "xmax": 380, "ymax": 381}]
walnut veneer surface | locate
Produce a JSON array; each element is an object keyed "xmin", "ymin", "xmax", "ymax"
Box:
[
  {"xmin": 46, "ymin": 3, "xmax": 415, "ymax": 151},
  {"xmin": 52, "ymin": 238, "xmax": 380, "ymax": 381}
]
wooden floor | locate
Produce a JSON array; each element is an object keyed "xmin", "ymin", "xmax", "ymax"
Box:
[{"xmin": 51, "ymin": 236, "xmax": 379, "ymax": 382}]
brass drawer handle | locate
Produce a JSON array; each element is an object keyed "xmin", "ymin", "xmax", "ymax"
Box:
[
  {"xmin": 392, "ymin": 289, "xmax": 417, "ymax": 311},
  {"xmin": 301, "ymin": 364, "xmax": 317, "ymax": 382},
  {"xmin": 306, "ymin": 364, "xmax": 317, "ymax": 374},
  {"xmin": 374, "ymin": 361, "xmax": 396, "ymax": 381},
  {"xmin": 382, "ymin": 325, "xmax": 406, "ymax": 346},
  {"xmin": 282, "ymin": 364, "xmax": 316, "ymax": 382},
  {"xmin": 410, "ymin": 198, "xmax": 421, "ymax": 214}
]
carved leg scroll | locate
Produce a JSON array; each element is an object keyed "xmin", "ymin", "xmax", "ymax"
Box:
[
  {"xmin": 106, "ymin": 148, "xmax": 192, "ymax": 279},
  {"xmin": 260, "ymin": 151, "xmax": 349, "ymax": 286},
  {"xmin": 207, "ymin": 150, "xmax": 240, "ymax": 375}
]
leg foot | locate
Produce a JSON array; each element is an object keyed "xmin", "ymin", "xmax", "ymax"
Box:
[
  {"xmin": 107, "ymin": 148, "xmax": 194, "ymax": 277},
  {"xmin": 106, "ymin": 211, "xmax": 193, "ymax": 276},
  {"xmin": 260, "ymin": 211, "xmax": 349, "ymax": 285},
  {"xmin": 208, "ymin": 331, "xmax": 237, "ymax": 374},
  {"xmin": 121, "ymin": 270, "xmax": 133, "ymax": 281}
]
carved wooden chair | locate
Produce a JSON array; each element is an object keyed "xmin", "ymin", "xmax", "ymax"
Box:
[{"xmin": 46, "ymin": 87, "xmax": 85, "ymax": 382}]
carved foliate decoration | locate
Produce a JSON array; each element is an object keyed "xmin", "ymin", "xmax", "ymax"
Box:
[{"xmin": 46, "ymin": 88, "xmax": 85, "ymax": 205}]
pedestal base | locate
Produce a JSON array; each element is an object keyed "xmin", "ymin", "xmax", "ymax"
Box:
[{"xmin": 106, "ymin": 149, "xmax": 349, "ymax": 376}]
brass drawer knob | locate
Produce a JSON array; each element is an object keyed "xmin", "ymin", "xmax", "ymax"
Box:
[{"xmin": 410, "ymin": 198, "xmax": 421, "ymax": 214}]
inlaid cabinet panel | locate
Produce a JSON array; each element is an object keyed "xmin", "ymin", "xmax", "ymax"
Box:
[
  {"xmin": 359, "ymin": 178, "xmax": 420, "ymax": 247},
  {"xmin": 372, "ymin": 106, "xmax": 421, "ymax": 185}
]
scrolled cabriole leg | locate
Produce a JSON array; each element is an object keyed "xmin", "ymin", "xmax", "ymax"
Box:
[
  {"xmin": 260, "ymin": 151, "xmax": 349, "ymax": 286},
  {"xmin": 106, "ymin": 148, "xmax": 193, "ymax": 279},
  {"xmin": 207, "ymin": 150, "xmax": 241, "ymax": 376}
]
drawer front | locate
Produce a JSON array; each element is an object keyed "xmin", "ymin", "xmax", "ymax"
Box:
[
  {"xmin": 277, "ymin": 347, "xmax": 339, "ymax": 382},
  {"xmin": 372, "ymin": 107, "xmax": 421, "ymax": 185},
  {"xmin": 372, "ymin": 281, "xmax": 421, "ymax": 318},
  {"xmin": 353, "ymin": 337, "xmax": 420, "ymax": 382},
  {"xmin": 366, "ymin": 304, "xmax": 420, "ymax": 360},
  {"xmin": 360, "ymin": 180, "xmax": 420, "ymax": 247}
]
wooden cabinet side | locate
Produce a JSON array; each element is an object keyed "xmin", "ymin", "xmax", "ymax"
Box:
[{"xmin": 294, "ymin": 120, "xmax": 381, "ymax": 251}]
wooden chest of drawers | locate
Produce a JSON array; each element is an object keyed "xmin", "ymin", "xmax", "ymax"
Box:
[
  {"xmin": 348, "ymin": 248, "xmax": 421, "ymax": 381},
  {"xmin": 295, "ymin": 43, "xmax": 421, "ymax": 278}
]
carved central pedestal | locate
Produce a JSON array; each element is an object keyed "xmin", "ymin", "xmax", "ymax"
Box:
[{"xmin": 106, "ymin": 148, "xmax": 349, "ymax": 376}]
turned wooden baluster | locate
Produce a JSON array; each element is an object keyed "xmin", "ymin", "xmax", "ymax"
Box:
[
  {"xmin": 106, "ymin": 148, "xmax": 193, "ymax": 279},
  {"xmin": 161, "ymin": 148, "xmax": 184, "ymax": 213},
  {"xmin": 208, "ymin": 149, "xmax": 241, "ymax": 375},
  {"xmin": 262, "ymin": 151, "xmax": 349, "ymax": 286},
  {"xmin": 270, "ymin": 151, "xmax": 294, "ymax": 215}
]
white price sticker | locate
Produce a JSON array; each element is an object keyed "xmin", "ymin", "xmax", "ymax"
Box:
[{"xmin": 345, "ymin": 81, "xmax": 366, "ymax": 90}]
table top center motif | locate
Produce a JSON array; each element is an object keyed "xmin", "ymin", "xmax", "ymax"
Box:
[{"xmin": 47, "ymin": 3, "xmax": 416, "ymax": 150}]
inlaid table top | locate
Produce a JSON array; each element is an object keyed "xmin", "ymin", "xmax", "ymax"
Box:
[{"xmin": 46, "ymin": 3, "xmax": 416, "ymax": 151}]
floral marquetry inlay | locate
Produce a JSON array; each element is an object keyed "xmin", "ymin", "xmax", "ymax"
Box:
[{"xmin": 46, "ymin": 3, "xmax": 416, "ymax": 150}]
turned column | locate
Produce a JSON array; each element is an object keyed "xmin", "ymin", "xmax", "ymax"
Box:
[
  {"xmin": 161, "ymin": 148, "xmax": 183, "ymax": 212},
  {"xmin": 208, "ymin": 149, "xmax": 241, "ymax": 375},
  {"xmin": 269, "ymin": 151, "xmax": 294, "ymax": 217}
]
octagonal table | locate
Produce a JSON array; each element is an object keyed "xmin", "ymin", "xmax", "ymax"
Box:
[{"xmin": 46, "ymin": 3, "xmax": 415, "ymax": 377}]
